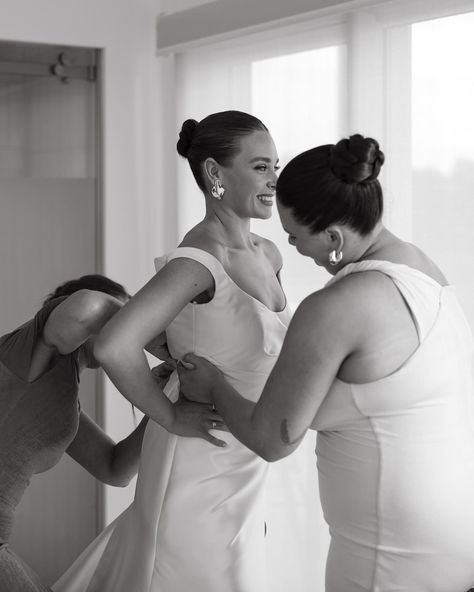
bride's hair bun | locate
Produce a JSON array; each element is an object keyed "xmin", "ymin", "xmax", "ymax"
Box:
[
  {"xmin": 177, "ymin": 119, "xmax": 199, "ymax": 158},
  {"xmin": 329, "ymin": 134, "xmax": 385, "ymax": 183}
]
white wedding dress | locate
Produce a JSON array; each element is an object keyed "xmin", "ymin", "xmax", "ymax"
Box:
[{"xmin": 54, "ymin": 247, "xmax": 323, "ymax": 592}]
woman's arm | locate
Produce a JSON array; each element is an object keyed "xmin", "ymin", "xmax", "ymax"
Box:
[
  {"xmin": 93, "ymin": 258, "xmax": 225, "ymax": 446},
  {"xmin": 66, "ymin": 412, "xmax": 148, "ymax": 486},
  {"xmin": 179, "ymin": 281, "xmax": 362, "ymax": 461},
  {"xmin": 43, "ymin": 290, "xmax": 124, "ymax": 354},
  {"xmin": 26, "ymin": 291, "xmax": 124, "ymax": 383},
  {"xmin": 68, "ymin": 361, "xmax": 182, "ymax": 485},
  {"xmin": 145, "ymin": 332, "xmax": 175, "ymax": 366}
]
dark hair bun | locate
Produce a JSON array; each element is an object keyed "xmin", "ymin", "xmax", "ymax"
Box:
[
  {"xmin": 177, "ymin": 119, "xmax": 198, "ymax": 158},
  {"xmin": 329, "ymin": 134, "xmax": 385, "ymax": 183}
]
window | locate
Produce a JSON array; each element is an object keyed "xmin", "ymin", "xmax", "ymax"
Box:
[
  {"xmin": 163, "ymin": 1, "xmax": 474, "ymax": 326},
  {"xmin": 411, "ymin": 12, "xmax": 474, "ymax": 323}
]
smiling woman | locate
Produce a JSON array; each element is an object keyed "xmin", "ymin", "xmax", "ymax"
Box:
[{"xmin": 54, "ymin": 111, "xmax": 294, "ymax": 592}]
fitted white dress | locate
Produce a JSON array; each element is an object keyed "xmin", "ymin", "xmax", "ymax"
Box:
[
  {"xmin": 54, "ymin": 247, "xmax": 317, "ymax": 592},
  {"xmin": 313, "ymin": 260, "xmax": 474, "ymax": 592}
]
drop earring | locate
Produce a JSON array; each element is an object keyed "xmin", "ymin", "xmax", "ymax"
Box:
[
  {"xmin": 211, "ymin": 179, "xmax": 225, "ymax": 200},
  {"xmin": 328, "ymin": 249, "xmax": 343, "ymax": 266}
]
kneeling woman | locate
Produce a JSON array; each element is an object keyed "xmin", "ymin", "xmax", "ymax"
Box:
[{"xmin": 0, "ymin": 275, "xmax": 178, "ymax": 592}]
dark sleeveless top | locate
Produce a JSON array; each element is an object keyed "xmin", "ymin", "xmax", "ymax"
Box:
[{"xmin": 0, "ymin": 297, "xmax": 81, "ymax": 543}]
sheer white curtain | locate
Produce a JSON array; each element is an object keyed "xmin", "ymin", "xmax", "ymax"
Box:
[
  {"xmin": 158, "ymin": 1, "xmax": 474, "ymax": 589},
  {"xmin": 410, "ymin": 11, "xmax": 474, "ymax": 330}
]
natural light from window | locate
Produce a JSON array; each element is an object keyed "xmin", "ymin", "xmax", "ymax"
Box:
[
  {"xmin": 411, "ymin": 11, "xmax": 474, "ymax": 329},
  {"xmin": 412, "ymin": 12, "xmax": 474, "ymax": 175},
  {"xmin": 250, "ymin": 45, "xmax": 347, "ymax": 309}
]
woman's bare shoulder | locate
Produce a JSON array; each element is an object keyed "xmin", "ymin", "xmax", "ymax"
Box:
[
  {"xmin": 290, "ymin": 271, "xmax": 398, "ymax": 358},
  {"xmin": 250, "ymin": 233, "xmax": 282, "ymax": 272},
  {"xmin": 302, "ymin": 270, "xmax": 392, "ymax": 319},
  {"xmin": 179, "ymin": 224, "xmax": 225, "ymax": 263},
  {"xmin": 372, "ymin": 240, "xmax": 448, "ymax": 286},
  {"xmin": 404, "ymin": 244, "xmax": 448, "ymax": 285}
]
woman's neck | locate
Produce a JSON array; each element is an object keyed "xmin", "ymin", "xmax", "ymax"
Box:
[
  {"xmin": 202, "ymin": 206, "xmax": 254, "ymax": 251},
  {"xmin": 358, "ymin": 226, "xmax": 400, "ymax": 261}
]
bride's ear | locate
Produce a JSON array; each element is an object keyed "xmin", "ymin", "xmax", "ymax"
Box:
[{"xmin": 203, "ymin": 158, "xmax": 221, "ymax": 185}]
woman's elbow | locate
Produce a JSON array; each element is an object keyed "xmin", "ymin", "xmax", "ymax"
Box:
[
  {"xmin": 253, "ymin": 441, "xmax": 288, "ymax": 463},
  {"xmin": 104, "ymin": 473, "xmax": 133, "ymax": 488},
  {"xmin": 99, "ymin": 459, "xmax": 135, "ymax": 487},
  {"xmin": 93, "ymin": 334, "xmax": 121, "ymax": 367},
  {"xmin": 96, "ymin": 472, "xmax": 132, "ymax": 487}
]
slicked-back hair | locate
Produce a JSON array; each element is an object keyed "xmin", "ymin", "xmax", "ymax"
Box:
[{"xmin": 177, "ymin": 110, "xmax": 268, "ymax": 192}]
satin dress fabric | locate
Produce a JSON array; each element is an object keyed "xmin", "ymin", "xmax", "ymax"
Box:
[
  {"xmin": 313, "ymin": 260, "xmax": 474, "ymax": 592},
  {"xmin": 54, "ymin": 247, "xmax": 313, "ymax": 592}
]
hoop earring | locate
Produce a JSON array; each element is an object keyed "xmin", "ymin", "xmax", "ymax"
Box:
[
  {"xmin": 211, "ymin": 179, "xmax": 225, "ymax": 200},
  {"xmin": 328, "ymin": 249, "xmax": 343, "ymax": 266}
]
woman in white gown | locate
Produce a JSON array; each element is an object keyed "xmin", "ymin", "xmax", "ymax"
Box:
[
  {"xmin": 54, "ymin": 111, "xmax": 314, "ymax": 592},
  {"xmin": 177, "ymin": 134, "xmax": 474, "ymax": 592}
]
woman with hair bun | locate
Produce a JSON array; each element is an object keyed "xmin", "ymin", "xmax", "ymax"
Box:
[
  {"xmin": 55, "ymin": 111, "xmax": 299, "ymax": 592},
  {"xmin": 0, "ymin": 274, "xmax": 170, "ymax": 592},
  {"xmin": 179, "ymin": 134, "xmax": 474, "ymax": 591}
]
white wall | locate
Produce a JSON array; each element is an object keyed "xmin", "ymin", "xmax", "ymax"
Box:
[
  {"xmin": 0, "ymin": 0, "xmax": 164, "ymax": 302},
  {"xmin": 0, "ymin": 0, "xmax": 165, "ymax": 527},
  {"xmin": 159, "ymin": 0, "xmax": 215, "ymax": 13},
  {"xmin": 156, "ymin": 0, "xmax": 352, "ymax": 51}
]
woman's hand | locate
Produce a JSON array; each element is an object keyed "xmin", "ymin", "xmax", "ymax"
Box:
[
  {"xmin": 170, "ymin": 393, "xmax": 227, "ymax": 447},
  {"xmin": 146, "ymin": 332, "xmax": 174, "ymax": 363},
  {"xmin": 151, "ymin": 360, "xmax": 176, "ymax": 387},
  {"xmin": 177, "ymin": 353, "xmax": 225, "ymax": 405}
]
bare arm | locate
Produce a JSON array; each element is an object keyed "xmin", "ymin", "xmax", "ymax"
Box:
[
  {"xmin": 178, "ymin": 283, "xmax": 360, "ymax": 461},
  {"xmin": 43, "ymin": 290, "xmax": 124, "ymax": 354},
  {"xmin": 67, "ymin": 361, "xmax": 179, "ymax": 485},
  {"xmin": 66, "ymin": 412, "xmax": 149, "ymax": 486},
  {"xmin": 93, "ymin": 258, "xmax": 225, "ymax": 446},
  {"xmin": 27, "ymin": 291, "xmax": 125, "ymax": 383}
]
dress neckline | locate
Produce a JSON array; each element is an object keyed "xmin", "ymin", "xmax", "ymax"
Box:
[
  {"xmin": 0, "ymin": 355, "xmax": 65, "ymax": 386},
  {"xmin": 173, "ymin": 246, "xmax": 289, "ymax": 315}
]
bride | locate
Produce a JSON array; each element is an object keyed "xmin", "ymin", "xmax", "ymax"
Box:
[{"xmin": 54, "ymin": 110, "xmax": 313, "ymax": 592}]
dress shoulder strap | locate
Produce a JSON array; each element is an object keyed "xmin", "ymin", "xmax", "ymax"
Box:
[
  {"xmin": 154, "ymin": 246, "xmax": 225, "ymax": 284},
  {"xmin": 327, "ymin": 260, "xmax": 446, "ymax": 343}
]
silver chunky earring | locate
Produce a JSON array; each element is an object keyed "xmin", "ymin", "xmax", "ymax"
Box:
[
  {"xmin": 328, "ymin": 249, "xmax": 343, "ymax": 266},
  {"xmin": 211, "ymin": 179, "xmax": 225, "ymax": 200}
]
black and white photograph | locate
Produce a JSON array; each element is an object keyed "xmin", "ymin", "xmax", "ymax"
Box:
[{"xmin": 1, "ymin": 1, "xmax": 474, "ymax": 591}]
